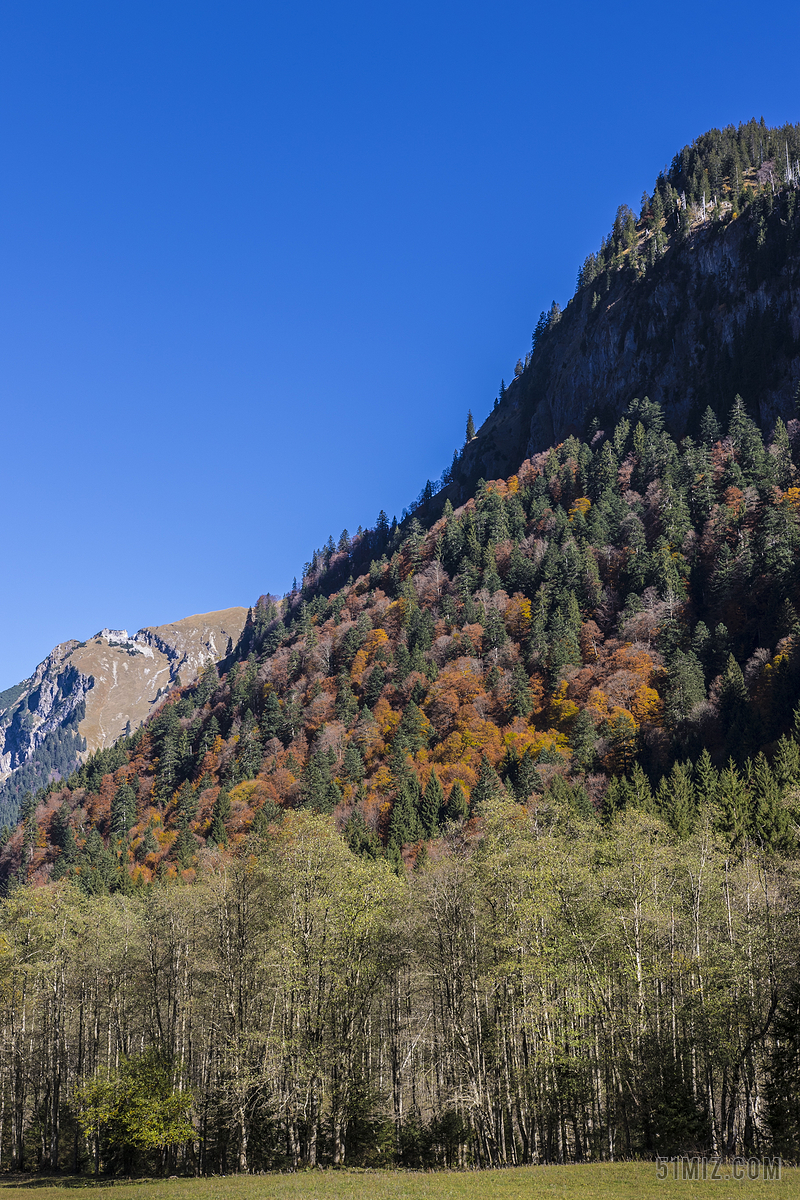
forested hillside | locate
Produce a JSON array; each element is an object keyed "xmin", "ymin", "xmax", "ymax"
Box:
[{"xmin": 2, "ymin": 120, "xmax": 800, "ymax": 1176}]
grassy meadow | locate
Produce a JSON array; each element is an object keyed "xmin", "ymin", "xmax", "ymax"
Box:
[{"xmin": 0, "ymin": 1164, "xmax": 797, "ymax": 1200}]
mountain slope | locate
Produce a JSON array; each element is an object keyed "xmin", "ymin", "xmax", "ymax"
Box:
[{"xmin": 8, "ymin": 386, "xmax": 800, "ymax": 887}]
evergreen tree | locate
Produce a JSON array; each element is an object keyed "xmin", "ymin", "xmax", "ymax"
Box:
[
  {"xmin": 301, "ymin": 753, "xmax": 342, "ymax": 814},
  {"xmin": 175, "ymin": 818, "xmax": 196, "ymax": 870},
  {"xmin": 420, "ymin": 770, "xmax": 443, "ymax": 838},
  {"xmin": 395, "ymin": 701, "xmax": 430, "ymax": 754},
  {"xmin": 507, "ymin": 663, "xmax": 534, "ymax": 718},
  {"xmin": 387, "ymin": 777, "xmax": 422, "ymax": 851},
  {"xmin": 570, "ymin": 710, "xmax": 596, "ymax": 771},
  {"xmin": 750, "ymin": 753, "xmax": 789, "ymax": 850},
  {"xmin": 446, "ymin": 780, "xmax": 469, "ymax": 822},
  {"xmin": 471, "ymin": 754, "xmax": 502, "ymax": 810},
  {"xmin": 466, "ymin": 410, "xmax": 476, "ymax": 442},
  {"xmin": 719, "ymin": 654, "xmax": 751, "ymax": 759},
  {"xmin": 364, "ymin": 665, "xmax": 386, "ymax": 708},
  {"xmin": 344, "ymin": 810, "xmax": 381, "ymax": 860},
  {"xmin": 209, "ymin": 788, "xmax": 231, "ymax": 846},
  {"xmin": 110, "ymin": 781, "xmax": 137, "ymax": 841},
  {"xmin": 342, "ymin": 743, "xmax": 365, "ymax": 783},
  {"xmin": 664, "ymin": 651, "xmax": 706, "ymax": 724}
]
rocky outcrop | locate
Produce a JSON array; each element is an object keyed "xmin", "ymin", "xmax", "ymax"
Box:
[
  {"xmin": 0, "ymin": 644, "xmax": 94, "ymax": 776},
  {"xmin": 456, "ymin": 192, "xmax": 800, "ymax": 488},
  {"xmin": 0, "ymin": 607, "xmax": 248, "ymax": 790}
]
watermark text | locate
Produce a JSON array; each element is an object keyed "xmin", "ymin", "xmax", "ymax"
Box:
[{"xmin": 656, "ymin": 1156, "xmax": 781, "ymax": 1181}]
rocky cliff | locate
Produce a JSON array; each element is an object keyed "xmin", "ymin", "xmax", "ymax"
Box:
[
  {"xmin": 457, "ymin": 188, "xmax": 800, "ymax": 489},
  {"xmin": 0, "ymin": 607, "xmax": 247, "ymax": 819}
]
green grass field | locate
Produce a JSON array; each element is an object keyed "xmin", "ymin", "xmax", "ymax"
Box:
[{"xmin": 0, "ymin": 1164, "xmax": 796, "ymax": 1200}]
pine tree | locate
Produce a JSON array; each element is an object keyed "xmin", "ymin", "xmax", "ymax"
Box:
[
  {"xmin": 471, "ymin": 754, "xmax": 502, "ymax": 810},
  {"xmin": 110, "ymin": 781, "xmax": 137, "ymax": 841},
  {"xmin": 655, "ymin": 762, "xmax": 696, "ymax": 837},
  {"xmin": 750, "ymin": 753, "xmax": 788, "ymax": 850},
  {"xmin": 301, "ymin": 753, "xmax": 342, "ymax": 814},
  {"xmin": 719, "ymin": 654, "xmax": 750, "ymax": 758},
  {"xmin": 344, "ymin": 810, "xmax": 381, "ymax": 860},
  {"xmin": 570, "ymin": 710, "xmax": 596, "ymax": 771},
  {"xmin": 209, "ymin": 789, "xmax": 231, "ymax": 846},
  {"xmin": 387, "ymin": 778, "xmax": 421, "ymax": 850},
  {"xmin": 175, "ymin": 818, "xmax": 195, "ymax": 869},
  {"xmin": 507, "ymin": 663, "xmax": 533, "ymax": 718},
  {"xmin": 420, "ymin": 770, "xmax": 443, "ymax": 837},
  {"xmin": 363, "ymin": 664, "xmax": 386, "ymax": 708},
  {"xmin": 466, "ymin": 410, "xmax": 476, "ymax": 442},
  {"xmin": 446, "ymin": 780, "xmax": 469, "ymax": 822},
  {"xmin": 342, "ymin": 743, "xmax": 365, "ymax": 782}
]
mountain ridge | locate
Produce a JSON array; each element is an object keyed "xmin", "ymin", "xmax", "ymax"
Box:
[{"xmin": 0, "ymin": 606, "xmax": 247, "ymax": 823}]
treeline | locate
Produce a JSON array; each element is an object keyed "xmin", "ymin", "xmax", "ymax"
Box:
[
  {"xmin": 1, "ymin": 800, "xmax": 799, "ymax": 1175},
  {"xmin": 576, "ymin": 119, "xmax": 800, "ymax": 295}
]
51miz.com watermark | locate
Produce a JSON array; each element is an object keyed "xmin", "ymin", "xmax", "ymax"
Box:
[{"xmin": 657, "ymin": 1156, "xmax": 782, "ymax": 1181}]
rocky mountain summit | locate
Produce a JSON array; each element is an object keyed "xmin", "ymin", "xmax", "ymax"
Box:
[{"xmin": 0, "ymin": 607, "xmax": 247, "ymax": 821}]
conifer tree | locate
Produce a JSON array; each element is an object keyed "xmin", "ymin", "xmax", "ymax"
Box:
[
  {"xmin": 471, "ymin": 754, "xmax": 503, "ymax": 811},
  {"xmin": 446, "ymin": 780, "xmax": 469, "ymax": 822},
  {"xmin": 209, "ymin": 789, "xmax": 231, "ymax": 846},
  {"xmin": 570, "ymin": 710, "xmax": 596, "ymax": 771},
  {"xmin": 507, "ymin": 663, "xmax": 534, "ymax": 718},
  {"xmin": 110, "ymin": 781, "xmax": 137, "ymax": 841},
  {"xmin": 420, "ymin": 770, "xmax": 443, "ymax": 838}
]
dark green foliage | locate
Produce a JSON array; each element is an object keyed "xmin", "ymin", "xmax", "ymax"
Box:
[
  {"xmin": 363, "ymin": 664, "xmax": 386, "ymax": 708},
  {"xmin": 175, "ymin": 819, "xmax": 196, "ymax": 869},
  {"xmin": 209, "ymin": 788, "xmax": 231, "ymax": 846},
  {"xmin": 342, "ymin": 743, "xmax": 365, "ymax": 782},
  {"xmin": 335, "ymin": 671, "xmax": 359, "ymax": 725},
  {"xmin": 507, "ymin": 663, "xmax": 534, "ymax": 718},
  {"xmin": 395, "ymin": 701, "xmax": 429, "ymax": 754},
  {"xmin": 260, "ymin": 693, "xmax": 281, "ymax": 741},
  {"xmin": 767, "ymin": 978, "xmax": 800, "ymax": 1159},
  {"xmin": 419, "ymin": 769, "xmax": 443, "ymax": 837},
  {"xmin": 344, "ymin": 810, "xmax": 382, "ymax": 860},
  {"xmin": 75, "ymin": 828, "xmax": 123, "ymax": 895},
  {"xmin": 387, "ymin": 773, "xmax": 422, "ymax": 851},
  {"xmin": 301, "ymin": 752, "xmax": 342, "ymax": 814},
  {"xmin": 570, "ymin": 709, "xmax": 596, "ymax": 771},
  {"xmin": 444, "ymin": 780, "xmax": 468, "ymax": 822},
  {"xmin": 470, "ymin": 754, "xmax": 503, "ymax": 811},
  {"xmin": 719, "ymin": 654, "xmax": 751, "ymax": 760},
  {"xmin": 664, "ymin": 651, "xmax": 706, "ymax": 724},
  {"xmin": 110, "ymin": 780, "xmax": 137, "ymax": 841}
]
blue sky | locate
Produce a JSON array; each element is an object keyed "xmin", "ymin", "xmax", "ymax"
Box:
[{"xmin": 1, "ymin": 0, "xmax": 799, "ymax": 687}]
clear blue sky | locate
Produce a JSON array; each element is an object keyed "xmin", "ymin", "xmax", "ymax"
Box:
[{"xmin": 1, "ymin": 0, "xmax": 799, "ymax": 687}]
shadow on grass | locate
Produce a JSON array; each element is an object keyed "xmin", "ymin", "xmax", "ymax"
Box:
[{"xmin": 0, "ymin": 1175, "xmax": 163, "ymax": 1190}]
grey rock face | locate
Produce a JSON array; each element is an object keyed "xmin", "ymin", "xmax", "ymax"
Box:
[{"xmin": 456, "ymin": 201, "xmax": 800, "ymax": 489}]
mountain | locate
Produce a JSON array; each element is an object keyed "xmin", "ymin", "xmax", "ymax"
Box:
[
  {"xmin": 0, "ymin": 607, "xmax": 247, "ymax": 824},
  {"xmin": 8, "ymin": 119, "xmax": 800, "ymax": 882},
  {"xmin": 452, "ymin": 117, "xmax": 800, "ymax": 493},
  {"xmin": 4, "ymin": 120, "xmax": 800, "ymax": 1176}
]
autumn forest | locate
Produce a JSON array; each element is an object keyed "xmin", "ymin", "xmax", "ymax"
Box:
[{"xmin": 2, "ymin": 121, "xmax": 800, "ymax": 1178}]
